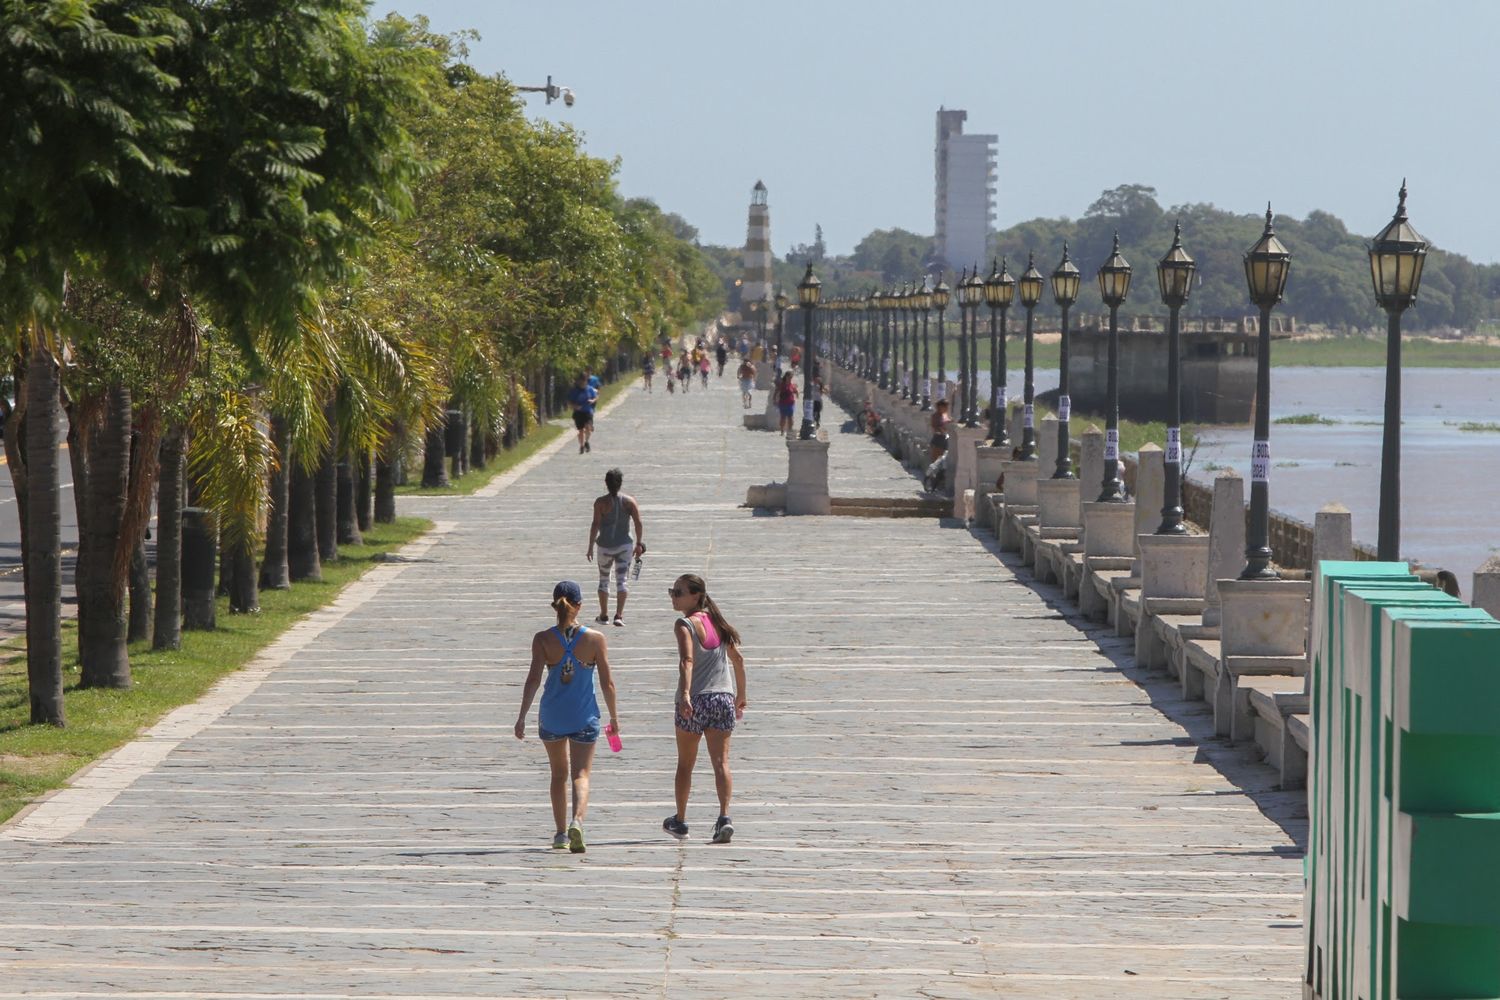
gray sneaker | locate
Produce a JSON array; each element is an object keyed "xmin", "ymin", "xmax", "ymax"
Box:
[
  {"xmin": 711, "ymin": 816, "xmax": 734, "ymax": 844},
  {"xmin": 567, "ymin": 820, "xmax": 586, "ymax": 854},
  {"xmin": 551, "ymin": 832, "xmax": 569, "ymax": 850}
]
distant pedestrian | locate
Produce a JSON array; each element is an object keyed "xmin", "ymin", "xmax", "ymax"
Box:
[
  {"xmin": 737, "ymin": 358, "xmax": 756, "ymax": 409},
  {"xmin": 677, "ymin": 351, "xmax": 692, "ymax": 393},
  {"xmin": 586, "ymin": 468, "xmax": 645, "ymax": 627},
  {"xmin": 568, "ymin": 374, "xmax": 598, "ymax": 454},
  {"xmin": 662, "ymin": 574, "xmax": 747, "ymax": 844},
  {"xmin": 789, "ymin": 344, "xmax": 802, "ymax": 370},
  {"xmin": 738, "ymin": 334, "xmax": 750, "ymax": 357},
  {"xmin": 929, "ymin": 398, "xmax": 952, "ymax": 465},
  {"xmin": 775, "ymin": 371, "xmax": 798, "ymax": 435},
  {"xmin": 642, "ymin": 353, "xmax": 656, "ymax": 393},
  {"xmin": 715, "ymin": 340, "xmax": 728, "ymax": 376},
  {"xmin": 812, "ymin": 375, "xmax": 824, "ymax": 428},
  {"xmin": 514, "ymin": 580, "xmax": 620, "ymax": 853}
]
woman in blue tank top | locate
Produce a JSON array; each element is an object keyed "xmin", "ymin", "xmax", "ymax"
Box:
[{"xmin": 514, "ymin": 581, "xmax": 620, "ymax": 853}]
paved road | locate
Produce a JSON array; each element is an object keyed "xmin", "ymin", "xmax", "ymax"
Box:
[{"xmin": 0, "ymin": 372, "xmax": 1307, "ymax": 998}]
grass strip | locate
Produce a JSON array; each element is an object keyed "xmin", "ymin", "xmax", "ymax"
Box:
[
  {"xmin": 1275, "ymin": 413, "xmax": 1339, "ymax": 425},
  {"xmin": 0, "ymin": 515, "xmax": 432, "ymax": 825},
  {"xmin": 397, "ymin": 375, "xmax": 637, "ymax": 497}
]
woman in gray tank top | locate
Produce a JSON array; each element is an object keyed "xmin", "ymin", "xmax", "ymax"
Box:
[
  {"xmin": 586, "ymin": 469, "xmax": 644, "ymax": 626},
  {"xmin": 662, "ymin": 574, "xmax": 747, "ymax": 845}
]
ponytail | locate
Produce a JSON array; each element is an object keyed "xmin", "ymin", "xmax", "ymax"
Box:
[
  {"xmin": 679, "ymin": 573, "xmax": 740, "ymax": 647},
  {"xmin": 552, "ymin": 596, "xmax": 580, "ymax": 627}
]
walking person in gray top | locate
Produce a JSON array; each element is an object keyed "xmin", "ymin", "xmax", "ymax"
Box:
[
  {"xmin": 586, "ymin": 468, "xmax": 645, "ymax": 627},
  {"xmin": 662, "ymin": 573, "xmax": 747, "ymax": 844}
]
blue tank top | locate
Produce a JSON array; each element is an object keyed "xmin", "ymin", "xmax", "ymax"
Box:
[{"xmin": 538, "ymin": 626, "xmax": 599, "ymax": 734}]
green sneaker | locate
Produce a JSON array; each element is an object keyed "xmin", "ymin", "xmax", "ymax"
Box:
[
  {"xmin": 551, "ymin": 832, "xmax": 569, "ymax": 850},
  {"xmin": 568, "ymin": 820, "xmax": 586, "ymax": 854}
]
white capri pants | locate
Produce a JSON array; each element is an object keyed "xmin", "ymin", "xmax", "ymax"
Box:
[{"xmin": 597, "ymin": 543, "xmax": 632, "ymax": 593}]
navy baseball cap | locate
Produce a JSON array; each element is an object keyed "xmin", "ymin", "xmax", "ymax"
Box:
[{"xmin": 552, "ymin": 580, "xmax": 583, "ymax": 604}]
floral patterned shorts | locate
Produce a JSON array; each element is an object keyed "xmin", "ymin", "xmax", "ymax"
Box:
[{"xmin": 675, "ymin": 692, "xmax": 737, "ymax": 734}]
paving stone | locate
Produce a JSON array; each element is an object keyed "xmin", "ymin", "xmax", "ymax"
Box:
[{"xmin": 0, "ymin": 374, "xmax": 1305, "ymax": 998}]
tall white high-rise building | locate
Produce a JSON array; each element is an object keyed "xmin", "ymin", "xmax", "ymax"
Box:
[
  {"xmin": 741, "ymin": 180, "xmax": 774, "ymax": 311},
  {"xmin": 934, "ymin": 109, "xmax": 997, "ymax": 274}
]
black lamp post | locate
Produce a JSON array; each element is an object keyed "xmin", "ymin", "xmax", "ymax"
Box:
[
  {"xmin": 1155, "ymin": 221, "xmax": 1196, "ymax": 534},
  {"xmin": 985, "ymin": 258, "xmax": 1015, "ymax": 446},
  {"xmin": 904, "ymin": 283, "xmax": 917, "ymax": 401},
  {"xmin": 1050, "ymin": 244, "xmax": 1082, "ymax": 479},
  {"xmin": 797, "ymin": 264, "xmax": 821, "ymax": 440},
  {"xmin": 1096, "ymin": 233, "xmax": 1132, "ymax": 502},
  {"xmin": 1240, "ymin": 205, "xmax": 1292, "ymax": 580},
  {"xmin": 892, "ymin": 286, "xmax": 906, "ymax": 397},
  {"xmin": 966, "ymin": 269, "xmax": 983, "ymax": 427},
  {"xmin": 774, "ymin": 289, "xmax": 788, "ymax": 372},
  {"xmin": 955, "ymin": 268, "xmax": 972, "ymax": 425},
  {"xmin": 862, "ymin": 289, "xmax": 877, "ymax": 379},
  {"xmin": 1369, "ymin": 181, "xmax": 1428, "ymax": 563},
  {"xmin": 930, "ymin": 277, "xmax": 949, "ymax": 410},
  {"xmin": 849, "ymin": 295, "xmax": 866, "ymax": 372},
  {"xmin": 1017, "ymin": 253, "xmax": 1044, "ymax": 460}
]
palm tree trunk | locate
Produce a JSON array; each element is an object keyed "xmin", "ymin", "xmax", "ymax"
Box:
[
  {"xmin": 315, "ymin": 441, "xmax": 338, "ymax": 563},
  {"xmin": 181, "ymin": 506, "xmax": 216, "ymax": 630},
  {"xmin": 76, "ymin": 383, "xmax": 134, "ymax": 689},
  {"xmin": 287, "ymin": 461, "xmax": 321, "ymax": 582},
  {"xmin": 259, "ymin": 413, "xmax": 291, "ymax": 590},
  {"xmin": 152, "ymin": 426, "xmax": 185, "ymax": 650},
  {"xmin": 421, "ymin": 425, "xmax": 448, "ymax": 488},
  {"xmin": 227, "ymin": 536, "xmax": 259, "ymax": 613},
  {"xmin": 355, "ymin": 448, "xmax": 373, "ymax": 532},
  {"xmin": 469, "ymin": 417, "xmax": 486, "ymax": 471},
  {"xmin": 374, "ymin": 434, "xmax": 397, "ymax": 524},
  {"xmin": 127, "ymin": 538, "xmax": 151, "ymax": 644},
  {"xmin": 24, "ymin": 345, "xmax": 65, "ymax": 724},
  {"xmin": 336, "ymin": 451, "xmax": 361, "ymax": 545}
]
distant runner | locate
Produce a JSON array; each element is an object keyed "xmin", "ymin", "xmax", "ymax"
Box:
[{"xmin": 586, "ymin": 468, "xmax": 645, "ymax": 627}]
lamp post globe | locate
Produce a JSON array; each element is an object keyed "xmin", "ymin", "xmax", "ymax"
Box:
[
  {"xmin": 1049, "ymin": 244, "xmax": 1081, "ymax": 479},
  {"xmin": 985, "ymin": 258, "xmax": 1016, "ymax": 445},
  {"xmin": 1155, "ymin": 221, "xmax": 1196, "ymax": 535},
  {"xmin": 1095, "ymin": 233, "xmax": 1132, "ymax": 502},
  {"xmin": 797, "ymin": 264, "xmax": 821, "ymax": 440},
  {"xmin": 1017, "ymin": 253, "xmax": 1045, "ymax": 460},
  {"xmin": 1240, "ymin": 205, "xmax": 1292, "ymax": 580},
  {"xmin": 1369, "ymin": 181, "xmax": 1428, "ymax": 562}
]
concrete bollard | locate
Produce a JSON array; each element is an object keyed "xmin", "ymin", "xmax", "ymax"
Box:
[
  {"xmin": 1201, "ymin": 472, "xmax": 1246, "ymax": 627},
  {"xmin": 1131, "ymin": 444, "xmax": 1165, "ymax": 573},
  {"xmin": 1473, "ymin": 554, "xmax": 1500, "ymax": 620},
  {"xmin": 1079, "ymin": 426, "xmax": 1104, "ymax": 499},
  {"xmin": 785, "ymin": 437, "xmax": 831, "ymax": 515},
  {"xmin": 1009, "ymin": 404, "xmax": 1026, "ymax": 452},
  {"xmin": 1037, "ymin": 415, "xmax": 1059, "ymax": 477},
  {"xmin": 1313, "ymin": 503, "xmax": 1354, "ymax": 564}
]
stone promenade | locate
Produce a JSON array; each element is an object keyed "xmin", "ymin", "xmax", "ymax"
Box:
[{"xmin": 0, "ymin": 372, "xmax": 1307, "ymax": 998}]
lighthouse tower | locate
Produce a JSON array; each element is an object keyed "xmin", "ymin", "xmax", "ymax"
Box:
[{"xmin": 741, "ymin": 181, "xmax": 773, "ymax": 313}]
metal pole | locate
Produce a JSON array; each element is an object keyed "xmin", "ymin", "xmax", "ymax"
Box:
[
  {"xmin": 935, "ymin": 304, "xmax": 946, "ymax": 411},
  {"xmin": 957, "ymin": 298, "xmax": 970, "ymax": 425},
  {"xmin": 1052, "ymin": 303, "xmax": 1073, "ymax": 479},
  {"xmin": 1098, "ymin": 302, "xmax": 1126, "ymax": 501},
  {"xmin": 967, "ymin": 303, "xmax": 980, "ymax": 427},
  {"xmin": 1020, "ymin": 304, "xmax": 1036, "ymax": 460},
  {"xmin": 1377, "ymin": 308, "xmax": 1402, "ymax": 561},
  {"xmin": 1157, "ymin": 301, "xmax": 1186, "ymax": 533},
  {"xmin": 1241, "ymin": 304, "xmax": 1276, "ymax": 579},
  {"xmin": 921, "ymin": 307, "xmax": 932, "ymax": 410},
  {"xmin": 880, "ymin": 307, "xmax": 890, "ymax": 390},
  {"xmin": 799, "ymin": 305, "xmax": 816, "ymax": 440},
  {"xmin": 990, "ymin": 305, "xmax": 1009, "ymax": 446}
]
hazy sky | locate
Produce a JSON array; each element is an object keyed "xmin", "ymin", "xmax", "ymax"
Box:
[{"xmin": 369, "ymin": 1, "xmax": 1500, "ymax": 264}]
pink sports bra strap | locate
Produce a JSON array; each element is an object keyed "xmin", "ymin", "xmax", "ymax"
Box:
[{"xmin": 695, "ymin": 611, "xmax": 721, "ymax": 650}]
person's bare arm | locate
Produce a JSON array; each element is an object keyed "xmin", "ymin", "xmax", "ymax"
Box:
[
  {"xmin": 586, "ymin": 499, "xmax": 601, "ymax": 561},
  {"xmin": 629, "ymin": 496, "xmax": 645, "ymax": 555},
  {"xmin": 592, "ymin": 633, "xmax": 620, "ymax": 733},
  {"xmin": 514, "ymin": 633, "xmax": 547, "ymax": 739},
  {"xmin": 674, "ymin": 619, "xmax": 695, "ymax": 716},
  {"xmin": 727, "ymin": 641, "xmax": 747, "ymax": 718}
]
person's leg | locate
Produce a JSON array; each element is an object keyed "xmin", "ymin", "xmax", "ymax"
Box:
[
  {"xmin": 612, "ymin": 549, "xmax": 629, "ymax": 620},
  {"xmin": 543, "ymin": 739, "xmax": 569, "ymax": 835},
  {"xmin": 569, "ymin": 739, "xmax": 596, "ymax": 823},
  {"xmin": 674, "ymin": 728, "xmax": 701, "ymax": 821},
  {"xmin": 597, "ymin": 587, "xmax": 609, "ymax": 621},
  {"xmin": 704, "ymin": 728, "xmax": 733, "ymax": 818}
]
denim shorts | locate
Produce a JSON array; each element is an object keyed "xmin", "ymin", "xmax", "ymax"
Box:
[
  {"xmin": 675, "ymin": 692, "xmax": 737, "ymax": 734},
  {"xmin": 539, "ymin": 720, "xmax": 600, "ymax": 744}
]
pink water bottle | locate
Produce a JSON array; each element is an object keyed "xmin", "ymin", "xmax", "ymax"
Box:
[{"xmin": 605, "ymin": 723, "xmax": 622, "ymax": 753}]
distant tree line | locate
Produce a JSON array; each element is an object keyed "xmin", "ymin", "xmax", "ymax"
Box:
[{"xmin": 699, "ymin": 184, "xmax": 1500, "ymax": 332}]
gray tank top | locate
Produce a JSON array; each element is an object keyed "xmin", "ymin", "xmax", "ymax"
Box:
[
  {"xmin": 597, "ymin": 494, "xmax": 633, "ymax": 549},
  {"xmin": 681, "ymin": 613, "xmax": 734, "ymax": 698}
]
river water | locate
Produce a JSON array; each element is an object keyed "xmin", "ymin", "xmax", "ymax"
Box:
[{"xmin": 963, "ymin": 366, "xmax": 1500, "ymax": 590}]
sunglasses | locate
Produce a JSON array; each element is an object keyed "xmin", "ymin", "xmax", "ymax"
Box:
[{"xmin": 668, "ymin": 587, "xmax": 697, "ymax": 598}]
